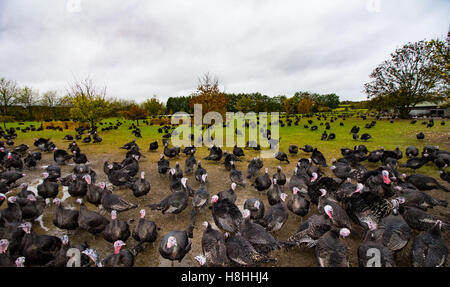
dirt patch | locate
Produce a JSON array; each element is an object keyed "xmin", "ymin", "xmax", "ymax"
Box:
[{"xmin": 2, "ymin": 144, "xmax": 449, "ymax": 267}]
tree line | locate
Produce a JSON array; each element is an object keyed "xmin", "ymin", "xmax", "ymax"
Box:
[{"xmin": 1, "ymin": 34, "xmax": 446, "ymax": 127}]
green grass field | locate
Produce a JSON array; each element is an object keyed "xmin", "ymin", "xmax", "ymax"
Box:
[{"xmin": 4, "ymin": 115, "xmax": 449, "ymax": 178}]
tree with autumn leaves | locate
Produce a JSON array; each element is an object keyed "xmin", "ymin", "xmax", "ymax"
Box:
[
  {"xmin": 124, "ymin": 105, "xmax": 148, "ymax": 125},
  {"xmin": 365, "ymin": 37, "xmax": 448, "ymax": 118},
  {"xmin": 297, "ymin": 97, "xmax": 314, "ymax": 114},
  {"xmin": 189, "ymin": 73, "xmax": 228, "ymax": 117}
]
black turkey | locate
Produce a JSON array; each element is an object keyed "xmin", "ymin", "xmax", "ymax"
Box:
[{"xmin": 411, "ymin": 221, "xmax": 447, "ymax": 267}]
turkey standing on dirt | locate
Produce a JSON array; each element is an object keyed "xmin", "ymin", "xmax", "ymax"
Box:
[
  {"xmin": 132, "ymin": 209, "xmax": 158, "ymax": 243},
  {"xmin": 170, "ymin": 176, "xmax": 193, "ymax": 195},
  {"xmin": 318, "ymin": 190, "xmax": 352, "ymax": 230},
  {"xmin": 411, "ymin": 220, "xmax": 448, "ymax": 267},
  {"xmin": 286, "ymin": 210, "xmax": 333, "ymax": 248},
  {"xmin": 3, "ymin": 152, "xmax": 23, "ymax": 170},
  {"xmin": 255, "ymin": 193, "xmax": 289, "ymax": 232},
  {"xmin": 53, "ymin": 148, "xmax": 72, "ymax": 165},
  {"xmin": 72, "ymin": 150, "xmax": 88, "ymax": 164},
  {"xmin": 311, "ymin": 148, "xmax": 327, "ymax": 167},
  {"xmin": 301, "ymin": 144, "xmax": 314, "ymax": 153},
  {"xmin": 195, "ymin": 161, "xmax": 207, "ymax": 183},
  {"xmin": 273, "ymin": 166, "xmax": 286, "ymax": 186},
  {"xmin": 100, "ymin": 185, "xmax": 137, "ymax": 213},
  {"xmin": 130, "ymin": 171, "xmax": 150, "ymax": 197},
  {"xmin": 315, "ymin": 228, "xmax": 350, "ymax": 267},
  {"xmin": 405, "ymin": 146, "xmax": 419, "ymax": 158},
  {"xmin": 224, "ymin": 232, "xmax": 276, "ymax": 267},
  {"xmin": 370, "ymin": 212, "xmax": 412, "ymax": 252},
  {"xmin": 289, "ymin": 168, "xmax": 312, "ymax": 192},
  {"xmin": 103, "ymin": 210, "xmax": 131, "ymax": 243},
  {"xmin": 164, "ymin": 143, "xmax": 180, "ymax": 158},
  {"xmin": 34, "ymin": 137, "xmax": 51, "ymax": 151},
  {"xmin": 120, "ymin": 155, "xmax": 140, "ymax": 177},
  {"xmin": 399, "ymin": 206, "xmax": 449, "ymax": 231},
  {"xmin": 45, "ymin": 164, "xmax": 61, "ymax": 182},
  {"xmin": 184, "ymin": 151, "xmax": 197, "ymax": 174},
  {"xmin": 274, "ymin": 151, "xmax": 290, "ymax": 164},
  {"xmin": 85, "ymin": 175, "xmax": 103, "ymax": 205},
  {"xmin": 204, "ymin": 145, "xmax": 223, "ymax": 162},
  {"xmin": 211, "ymin": 194, "xmax": 242, "ymax": 234},
  {"xmin": 229, "ymin": 161, "xmax": 245, "ymax": 187},
  {"xmin": 157, "ymin": 154, "xmax": 170, "ymax": 176},
  {"xmin": 44, "ymin": 235, "xmax": 90, "ymax": 267},
  {"xmin": 358, "ymin": 229, "xmax": 396, "ymax": 267},
  {"xmin": 287, "ymin": 187, "xmax": 310, "ymax": 218},
  {"xmin": 218, "ymin": 182, "xmax": 237, "ymax": 203},
  {"xmin": 158, "ymin": 224, "xmax": 194, "ymax": 263},
  {"xmin": 252, "ymin": 168, "xmax": 271, "ymax": 192},
  {"xmin": 244, "ymin": 198, "xmax": 265, "ymax": 220},
  {"xmin": 16, "ymin": 222, "xmax": 62, "ymax": 266},
  {"xmin": 37, "ymin": 172, "xmax": 59, "ymax": 204},
  {"xmin": 0, "ymin": 196, "xmax": 22, "ymax": 223},
  {"xmin": 401, "ymin": 173, "xmax": 449, "ymax": 192},
  {"xmin": 17, "ymin": 183, "xmax": 34, "ymax": 199},
  {"xmin": 233, "ymin": 144, "xmax": 245, "ymax": 157},
  {"xmin": 121, "ymin": 139, "xmax": 137, "ymax": 150},
  {"xmin": 394, "ymin": 185, "xmax": 447, "ymax": 211},
  {"xmin": 52, "ymin": 198, "xmax": 79, "ymax": 230},
  {"xmin": 289, "ymin": 145, "xmax": 298, "ymax": 156},
  {"xmin": 0, "ymin": 239, "xmax": 16, "ymax": 267},
  {"xmin": 146, "ymin": 184, "xmax": 189, "ymax": 216},
  {"xmin": 267, "ymin": 178, "xmax": 282, "ymax": 206},
  {"xmin": 67, "ymin": 174, "xmax": 88, "ymax": 198},
  {"xmin": 172, "ymin": 162, "xmax": 183, "ymax": 180},
  {"xmin": 105, "ymin": 164, "xmax": 134, "ymax": 188},
  {"xmin": 101, "ymin": 240, "xmax": 143, "ymax": 267},
  {"xmin": 223, "ymin": 151, "xmax": 241, "ymax": 171},
  {"xmin": 23, "ymin": 151, "xmax": 37, "ymax": 169},
  {"xmin": 149, "ymin": 140, "xmax": 158, "ymax": 151},
  {"xmin": 239, "ymin": 209, "xmax": 286, "ymax": 254},
  {"xmin": 247, "ymin": 157, "xmax": 262, "ymax": 179},
  {"xmin": 182, "ymin": 145, "xmax": 196, "ymax": 156},
  {"xmin": 16, "ymin": 194, "xmax": 45, "ymax": 223},
  {"xmin": 0, "ymin": 170, "xmax": 25, "ymax": 186},
  {"xmin": 439, "ymin": 170, "xmax": 450, "ymax": 183},
  {"xmin": 190, "ymin": 174, "xmax": 210, "ymax": 225},
  {"xmin": 195, "ymin": 221, "xmax": 229, "ymax": 267},
  {"xmin": 331, "ymin": 161, "xmax": 354, "ymax": 179},
  {"xmin": 400, "ymin": 156, "xmax": 430, "ymax": 171},
  {"xmin": 76, "ymin": 199, "xmax": 109, "ymax": 234}
]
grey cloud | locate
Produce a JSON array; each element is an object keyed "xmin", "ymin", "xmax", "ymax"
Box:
[{"xmin": 0, "ymin": 0, "xmax": 448, "ymax": 102}]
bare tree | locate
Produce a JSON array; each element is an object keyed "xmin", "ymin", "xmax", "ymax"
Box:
[
  {"xmin": 0, "ymin": 77, "xmax": 19, "ymax": 127},
  {"xmin": 67, "ymin": 77, "xmax": 107, "ymax": 101},
  {"xmin": 0, "ymin": 77, "xmax": 19, "ymax": 115},
  {"xmin": 18, "ymin": 86, "xmax": 40, "ymax": 116},
  {"xmin": 41, "ymin": 90, "xmax": 59, "ymax": 107}
]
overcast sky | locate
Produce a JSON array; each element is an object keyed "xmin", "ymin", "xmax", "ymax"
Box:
[{"xmin": 0, "ymin": 0, "xmax": 448, "ymax": 103}]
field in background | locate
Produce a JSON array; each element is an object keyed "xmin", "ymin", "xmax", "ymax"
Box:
[{"xmin": 4, "ymin": 115, "xmax": 449, "ymax": 179}]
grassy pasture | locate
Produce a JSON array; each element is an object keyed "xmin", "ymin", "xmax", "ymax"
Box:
[{"xmin": 6, "ymin": 115, "xmax": 449, "ymax": 178}]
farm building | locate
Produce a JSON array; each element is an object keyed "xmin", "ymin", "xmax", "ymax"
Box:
[{"xmin": 409, "ymin": 101, "xmax": 450, "ymax": 117}]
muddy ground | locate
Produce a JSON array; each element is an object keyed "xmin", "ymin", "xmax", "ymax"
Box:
[{"xmin": 2, "ymin": 146, "xmax": 450, "ymax": 267}]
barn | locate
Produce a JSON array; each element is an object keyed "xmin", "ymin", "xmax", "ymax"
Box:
[{"xmin": 409, "ymin": 101, "xmax": 450, "ymax": 118}]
